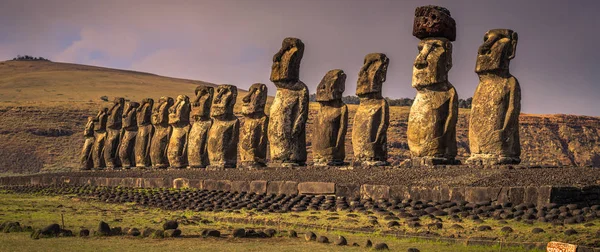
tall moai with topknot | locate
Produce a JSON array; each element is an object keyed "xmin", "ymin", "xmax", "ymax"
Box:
[
  {"xmin": 188, "ymin": 86, "xmax": 214, "ymax": 168},
  {"xmin": 467, "ymin": 29, "xmax": 521, "ymax": 165},
  {"xmin": 352, "ymin": 53, "xmax": 390, "ymax": 167},
  {"xmin": 207, "ymin": 84, "xmax": 239, "ymax": 169},
  {"xmin": 313, "ymin": 69, "xmax": 348, "ymax": 166},
  {"xmin": 268, "ymin": 37, "xmax": 309, "ymax": 167},
  {"xmin": 135, "ymin": 98, "xmax": 154, "ymax": 168},
  {"xmin": 92, "ymin": 107, "xmax": 108, "ymax": 169},
  {"xmin": 104, "ymin": 97, "xmax": 125, "ymax": 169},
  {"xmin": 118, "ymin": 101, "xmax": 140, "ymax": 169},
  {"xmin": 150, "ymin": 96, "xmax": 174, "ymax": 169},
  {"xmin": 80, "ymin": 116, "xmax": 95, "ymax": 170},
  {"xmin": 407, "ymin": 5, "xmax": 459, "ymax": 166},
  {"xmin": 239, "ymin": 83, "xmax": 269, "ymax": 169},
  {"xmin": 167, "ymin": 95, "xmax": 191, "ymax": 168}
]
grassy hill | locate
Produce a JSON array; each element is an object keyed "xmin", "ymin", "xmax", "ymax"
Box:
[{"xmin": 0, "ymin": 60, "xmax": 599, "ymax": 174}]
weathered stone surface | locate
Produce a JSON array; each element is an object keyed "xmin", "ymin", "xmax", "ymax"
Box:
[
  {"xmin": 92, "ymin": 108, "xmax": 108, "ymax": 169},
  {"xmin": 546, "ymin": 241, "xmax": 577, "ymax": 252},
  {"xmin": 298, "ymin": 182, "xmax": 335, "ymax": 195},
  {"xmin": 150, "ymin": 97, "xmax": 174, "ymax": 169},
  {"xmin": 335, "ymin": 184, "xmax": 360, "ymax": 198},
  {"xmin": 412, "ymin": 5, "xmax": 456, "ymax": 41},
  {"xmin": 80, "ymin": 116, "xmax": 95, "ymax": 170},
  {"xmin": 135, "ymin": 98, "xmax": 154, "ymax": 168},
  {"xmin": 468, "ymin": 29, "xmax": 521, "ymax": 165},
  {"xmin": 239, "ymin": 83, "xmax": 268, "ymax": 168},
  {"xmin": 249, "ymin": 180, "xmax": 267, "ymax": 194},
  {"xmin": 207, "ymin": 85, "xmax": 239, "ymax": 169},
  {"xmin": 313, "ymin": 69, "xmax": 348, "ymax": 166},
  {"xmin": 118, "ymin": 102, "xmax": 139, "ymax": 169},
  {"xmin": 173, "ymin": 178, "xmax": 191, "ymax": 189},
  {"xmin": 408, "ymin": 38, "xmax": 458, "ymax": 165},
  {"xmin": 104, "ymin": 97, "xmax": 125, "ymax": 169},
  {"xmin": 352, "ymin": 53, "xmax": 390, "ymax": 166},
  {"xmin": 267, "ymin": 181, "xmax": 298, "ymax": 195},
  {"xmin": 361, "ymin": 184, "xmax": 390, "ymax": 199},
  {"xmin": 202, "ymin": 179, "xmax": 232, "ymax": 191},
  {"xmin": 231, "ymin": 181, "xmax": 250, "ymax": 192},
  {"xmin": 268, "ymin": 37, "xmax": 308, "ymax": 166},
  {"xmin": 167, "ymin": 95, "xmax": 191, "ymax": 168},
  {"xmin": 188, "ymin": 86, "xmax": 213, "ymax": 168}
]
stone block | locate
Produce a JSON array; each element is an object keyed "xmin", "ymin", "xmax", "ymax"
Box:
[
  {"xmin": 298, "ymin": 182, "xmax": 335, "ymax": 195},
  {"xmin": 465, "ymin": 187, "xmax": 490, "ymax": 202},
  {"xmin": 202, "ymin": 180, "xmax": 232, "ymax": 191},
  {"xmin": 173, "ymin": 178, "xmax": 190, "ymax": 189},
  {"xmin": 449, "ymin": 187, "xmax": 465, "ymax": 201},
  {"xmin": 508, "ymin": 187, "xmax": 525, "ymax": 205},
  {"xmin": 250, "ymin": 180, "xmax": 267, "ymax": 194},
  {"xmin": 360, "ymin": 184, "xmax": 390, "ymax": 200},
  {"xmin": 389, "ymin": 185, "xmax": 409, "ymax": 200},
  {"xmin": 266, "ymin": 181, "xmax": 298, "ymax": 195},
  {"xmin": 336, "ymin": 183, "xmax": 360, "ymax": 198},
  {"xmin": 231, "ymin": 181, "xmax": 250, "ymax": 193}
]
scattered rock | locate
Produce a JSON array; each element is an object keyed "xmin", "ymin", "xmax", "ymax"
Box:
[
  {"xmin": 305, "ymin": 231, "xmax": 316, "ymax": 241},
  {"xmin": 335, "ymin": 235, "xmax": 347, "ymax": 246},
  {"xmin": 205, "ymin": 229, "xmax": 220, "ymax": 238},
  {"xmin": 233, "ymin": 228, "xmax": 246, "ymax": 238},
  {"xmin": 40, "ymin": 224, "xmax": 61, "ymax": 237},
  {"xmin": 164, "ymin": 229, "xmax": 182, "ymax": 238},
  {"xmin": 163, "ymin": 220, "xmax": 178, "ymax": 230},
  {"xmin": 374, "ymin": 243, "xmax": 389, "ymax": 250},
  {"xmin": 264, "ymin": 228, "xmax": 277, "ymax": 237},
  {"xmin": 127, "ymin": 228, "xmax": 141, "ymax": 237},
  {"xmin": 317, "ymin": 236, "xmax": 329, "ymax": 243},
  {"xmin": 365, "ymin": 239, "xmax": 373, "ymax": 248},
  {"xmin": 564, "ymin": 229, "xmax": 578, "ymax": 236},
  {"xmin": 450, "ymin": 224, "xmax": 463, "ymax": 229},
  {"xmin": 150, "ymin": 229, "xmax": 164, "ymax": 239},
  {"xmin": 352, "ymin": 242, "xmax": 360, "ymax": 246},
  {"xmin": 477, "ymin": 225, "xmax": 492, "ymax": 231},
  {"xmin": 79, "ymin": 229, "xmax": 90, "ymax": 237},
  {"xmin": 500, "ymin": 226, "xmax": 513, "ymax": 233},
  {"xmin": 97, "ymin": 221, "xmax": 111, "ymax": 236},
  {"xmin": 387, "ymin": 221, "xmax": 400, "ymax": 228},
  {"xmin": 407, "ymin": 248, "xmax": 420, "ymax": 252},
  {"xmin": 531, "ymin": 228, "xmax": 544, "ymax": 234},
  {"xmin": 142, "ymin": 228, "xmax": 155, "ymax": 237},
  {"xmin": 288, "ymin": 230, "xmax": 297, "ymax": 238},
  {"xmin": 110, "ymin": 227, "xmax": 122, "ymax": 236}
]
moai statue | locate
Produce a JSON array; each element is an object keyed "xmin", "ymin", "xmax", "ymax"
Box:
[
  {"xmin": 118, "ymin": 101, "xmax": 139, "ymax": 169},
  {"xmin": 92, "ymin": 108, "xmax": 108, "ymax": 169},
  {"xmin": 352, "ymin": 53, "xmax": 390, "ymax": 166},
  {"xmin": 207, "ymin": 84, "xmax": 239, "ymax": 169},
  {"xmin": 467, "ymin": 29, "xmax": 521, "ymax": 165},
  {"xmin": 150, "ymin": 96, "xmax": 174, "ymax": 169},
  {"xmin": 268, "ymin": 37, "xmax": 309, "ymax": 167},
  {"xmin": 408, "ymin": 6, "xmax": 458, "ymax": 166},
  {"xmin": 167, "ymin": 95, "xmax": 191, "ymax": 168},
  {"xmin": 104, "ymin": 97, "xmax": 125, "ymax": 169},
  {"xmin": 80, "ymin": 116, "xmax": 95, "ymax": 170},
  {"xmin": 239, "ymin": 83, "xmax": 268, "ymax": 168},
  {"xmin": 188, "ymin": 86, "xmax": 214, "ymax": 168},
  {"xmin": 134, "ymin": 98, "xmax": 154, "ymax": 168},
  {"xmin": 313, "ymin": 70, "xmax": 348, "ymax": 166}
]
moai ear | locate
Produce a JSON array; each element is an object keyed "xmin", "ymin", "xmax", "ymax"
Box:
[
  {"xmin": 508, "ymin": 32, "xmax": 518, "ymax": 60},
  {"xmin": 380, "ymin": 57, "xmax": 389, "ymax": 83},
  {"xmin": 445, "ymin": 40, "xmax": 453, "ymax": 71}
]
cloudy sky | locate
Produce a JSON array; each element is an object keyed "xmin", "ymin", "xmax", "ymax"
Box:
[{"xmin": 1, "ymin": 0, "xmax": 599, "ymax": 116}]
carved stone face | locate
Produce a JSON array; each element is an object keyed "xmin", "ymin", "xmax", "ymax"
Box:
[
  {"xmin": 317, "ymin": 69, "xmax": 346, "ymax": 102},
  {"xmin": 475, "ymin": 29, "xmax": 518, "ymax": 74},
  {"xmin": 112, "ymin": 97, "xmax": 125, "ymax": 110},
  {"xmin": 270, "ymin": 37, "xmax": 305, "ymax": 84},
  {"xmin": 192, "ymin": 86, "xmax": 214, "ymax": 119},
  {"xmin": 94, "ymin": 107, "xmax": 108, "ymax": 131},
  {"xmin": 212, "ymin": 84, "xmax": 237, "ymax": 117},
  {"xmin": 412, "ymin": 38, "xmax": 452, "ymax": 89},
  {"xmin": 137, "ymin": 98, "xmax": 154, "ymax": 126},
  {"xmin": 169, "ymin": 95, "xmax": 191, "ymax": 125},
  {"xmin": 357, "ymin": 53, "xmax": 389, "ymax": 97},
  {"xmin": 242, "ymin": 83, "xmax": 267, "ymax": 115},
  {"xmin": 413, "ymin": 5, "xmax": 456, "ymax": 41},
  {"xmin": 152, "ymin": 96, "xmax": 174, "ymax": 126},
  {"xmin": 123, "ymin": 101, "xmax": 140, "ymax": 129}
]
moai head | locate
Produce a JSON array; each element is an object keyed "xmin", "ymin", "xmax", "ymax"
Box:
[
  {"xmin": 169, "ymin": 95, "xmax": 191, "ymax": 125},
  {"xmin": 356, "ymin": 53, "xmax": 389, "ymax": 97},
  {"xmin": 270, "ymin": 37, "xmax": 305, "ymax": 84},
  {"xmin": 137, "ymin": 98, "xmax": 154, "ymax": 126},
  {"xmin": 152, "ymin": 96, "xmax": 174, "ymax": 126},
  {"xmin": 93, "ymin": 107, "xmax": 108, "ymax": 131},
  {"xmin": 317, "ymin": 69, "xmax": 346, "ymax": 102},
  {"xmin": 475, "ymin": 29, "xmax": 518, "ymax": 74},
  {"xmin": 412, "ymin": 37, "xmax": 453, "ymax": 89},
  {"xmin": 212, "ymin": 84, "xmax": 237, "ymax": 117},
  {"xmin": 123, "ymin": 101, "xmax": 140, "ymax": 129},
  {"xmin": 191, "ymin": 86, "xmax": 214, "ymax": 120},
  {"xmin": 413, "ymin": 5, "xmax": 456, "ymax": 41},
  {"xmin": 111, "ymin": 97, "xmax": 125, "ymax": 111},
  {"xmin": 242, "ymin": 83, "xmax": 267, "ymax": 115}
]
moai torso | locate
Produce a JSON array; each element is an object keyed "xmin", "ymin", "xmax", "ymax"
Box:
[
  {"xmin": 188, "ymin": 86, "xmax": 213, "ymax": 168},
  {"xmin": 239, "ymin": 83, "xmax": 269, "ymax": 168},
  {"xmin": 407, "ymin": 38, "xmax": 458, "ymax": 165},
  {"xmin": 81, "ymin": 117, "xmax": 95, "ymax": 170},
  {"xmin": 352, "ymin": 53, "xmax": 390, "ymax": 166},
  {"xmin": 104, "ymin": 97, "xmax": 125, "ymax": 169},
  {"xmin": 135, "ymin": 98, "xmax": 154, "ymax": 168},
  {"xmin": 268, "ymin": 37, "xmax": 309, "ymax": 166},
  {"xmin": 167, "ymin": 95, "xmax": 191, "ymax": 168},
  {"xmin": 312, "ymin": 69, "xmax": 348, "ymax": 166},
  {"xmin": 150, "ymin": 97, "xmax": 174, "ymax": 168},
  {"xmin": 92, "ymin": 108, "xmax": 108, "ymax": 169},
  {"xmin": 208, "ymin": 85, "xmax": 239, "ymax": 169},
  {"xmin": 468, "ymin": 29, "xmax": 521, "ymax": 165},
  {"xmin": 118, "ymin": 102, "xmax": 139, "ymax": 169}
]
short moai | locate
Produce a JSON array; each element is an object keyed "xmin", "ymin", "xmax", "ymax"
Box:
[
  {"xmin": 104, "ymin": 97, "xmax": 125, "ymax": 169},
  {"xmin": 239, "ymin": 83, "xmax": 269, "ymax": 168},
  {"xmin": 167, "ymin": 95, "xmax": 191, "ymax": 168},
  {"xmin": 407, "ymin": 5, "xmax": 458, "ymax": 166},
  {"xmin": 352, "ymin": 53, "xmax": 390, "ymax": 166},
  {"xmin": 268, "ymin": 37, "xmax": 309, "ymax": 167},
  {"xmin": 150, "ymin": 96, "xmax": 174, "ymax": 169},
  {"xmin": 134, "ymin": 98, "xmax": 154, "ymax": 168},
  {"xmin": 187, "ymin": 86, "xmax": 214, "ymax": 168},
  {"xmin": 207, "ymin": 84, "xmax": 239, "ymax": 169},
  {"xmin": 118, "ymin": 101, "xmax": 140, "ymax": 169},
  {"xmin": 467, "ymin": 29, "xmax": 521, "ymax": 165},
  {"xmin": 80, "ymin": 116, "xmax": 95, "ymax": 170},
  {"xmin": 312, "ymin": 69, "xmax": 348, "ymax": 166},
  {"xmin": 92, "ymin": 108, "xmax": 108, "ymax": 169}
]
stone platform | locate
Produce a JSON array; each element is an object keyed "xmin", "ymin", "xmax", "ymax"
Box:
[{"xmin": 1, "ymin": 166, "xmax": 599, "ymax": 206}]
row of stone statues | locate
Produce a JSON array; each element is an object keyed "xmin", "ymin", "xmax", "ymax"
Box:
[{"xmin": 81, "ymin": 5, "xmax": 521, "ymax": 170}]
